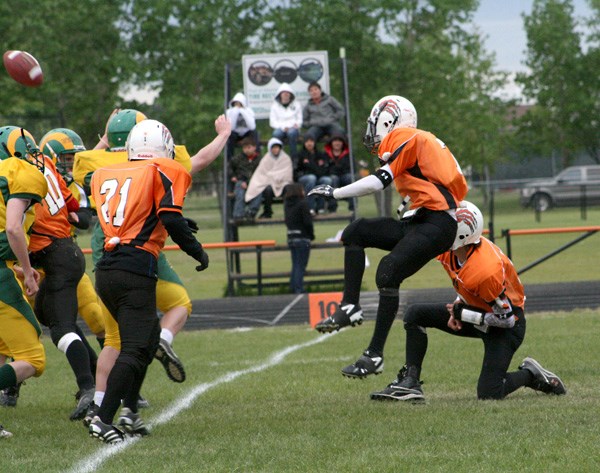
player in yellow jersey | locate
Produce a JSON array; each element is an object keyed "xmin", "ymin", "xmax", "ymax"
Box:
[
  {"xmin": 370, "ymin": 202, "xmax": 566, "ymax": 402},
  {"xmin": 74, "ymin": 109, "xmax": 230, "ymax": 424},
  {"xmin": 0, "ymin": 126, "xmax": 48, "ymax": 438}
]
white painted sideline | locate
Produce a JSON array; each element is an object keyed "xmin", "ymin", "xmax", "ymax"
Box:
[{"xmin": 68, "ymin": 332, "xmax": 337, "ymax": 473}]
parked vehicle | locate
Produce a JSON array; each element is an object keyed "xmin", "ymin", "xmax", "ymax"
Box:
[{"xmin": 520, "ymin": 165, "xmax": 600, "ymax": 211}]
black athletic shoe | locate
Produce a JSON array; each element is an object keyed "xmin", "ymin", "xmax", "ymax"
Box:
[
  {"xmin": 0, "ymin": 424, "xmax": 12, "ymax": 438},
  {"xmin": 83, "ymin": 402, "xmax": 99, "ymax": 428},
  {"xmin": 371, "ymin": 366, "xmax": 425, "ymax": 402},
  {"xmin": 315, "ymin": 303, "xmax": 363, "ymax": 333},
  {"xmin": 117, "ymin": 408, "xmax": 150, "ymax": 437},
  {"xmin": 89, "ymin": 417, "xmax": 124, "ymax": 444},
  {"xmin": 341, "ymin": 350, "xmax": 383, "ymax": 379},
  {"xmin": 519, "ymin": 357, "xmax": 567, "ymax": 395},
  {"xmin": 70, "ymin": 388, "xmax": 95, "ymax": 421},
  {"xmin": 0, "ymin": 383, "xmax": 21, "ymax": 408},
  {"xmin": 155, "ymin": 338, "xmax": 186, "ymax": 383}
]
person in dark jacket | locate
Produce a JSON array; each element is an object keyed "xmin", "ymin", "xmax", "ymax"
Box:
[
  {"xmin": 324, "ymin": 133, "xmax": 355, "ymax": 212},
  {"xmin": 295, "ymin": 136, "xmax": 333, "ymax": 214},
  {"xmin": 284, "ymin": 184, "xmax": 315, "ymax": 294},
  {"xmin": 302, "ymin": 82, "xmax": 345, "ymax": 142},
  {"xmin": 228, "ymin": 137, "xmax": 261, "ymax": 219}
]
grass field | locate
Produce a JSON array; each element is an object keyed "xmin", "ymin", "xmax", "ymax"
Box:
[{"xmin": 2, "ymin": 309, "xmax": 599, "ymax": 472}]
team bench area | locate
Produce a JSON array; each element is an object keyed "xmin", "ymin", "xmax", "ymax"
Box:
[{"xmin": 226, "ymin": 241, "xmax": 346, "ymax": 296}]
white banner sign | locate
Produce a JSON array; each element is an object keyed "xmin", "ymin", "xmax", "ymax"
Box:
[{"xmin": 241, "ymin": 51, "xmax": 330, "ymax": 119}]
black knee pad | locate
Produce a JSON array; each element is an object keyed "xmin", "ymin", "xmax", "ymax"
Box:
[{"xmin": 375, "ymin": 253, "xmax": 403, "ymax": 289}]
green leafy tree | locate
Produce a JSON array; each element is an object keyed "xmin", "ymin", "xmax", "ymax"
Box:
[
  {"xmin": 0, "ymin": 0, "xmax": 125, "ymax": 146},
  {"xmin": 120, "ymin": 0, "xmax": 268, "ymax": 151},
  {"xmin": 517, "ymin": 0, "xmax": 599, "ymax": 165}
]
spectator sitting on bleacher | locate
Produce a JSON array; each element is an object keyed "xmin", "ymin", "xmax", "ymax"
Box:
[
  {"xmin": 269, "ymin": 83, "xmax": 302, "ymax": 159},
  {"xmin": 226, "ymin": 92, "xmax": 259, "ymax": 158},
  {"xmin": 295, "ymin": 136, "xmax": 333, "ymax": 215},
  {"xmin": 228, "ymin": 137, "xmax": 261, "ymax": 220},
  {"xmin": 325, "ymin": 133, "xmax": 355, "ymax": 212},
  {"xmin": 302, "ymin": 81, "xmax": 345, "ymax": 142},
  {"xmin": 244, "ymin": 137, "xmax": 293, "ymax": 219}
]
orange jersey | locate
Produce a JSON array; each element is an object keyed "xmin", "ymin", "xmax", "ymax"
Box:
[
  {"xmin": 29, "ymin": 157, "xmax": 75, "ymax": 253},
  {"xmin": 437, "ymin": 237, "xmax": 525, "ymax": 312},
  {"xmin": 91, "ymin": 158, "xmax": 191, "ymax": 258},
  {"xmin": 380, "ymin": 128, "xmax": 468, "ymax": 210}
]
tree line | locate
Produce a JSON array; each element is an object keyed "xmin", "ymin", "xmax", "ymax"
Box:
[{"xmin": 1, "ymin": 0, "xmax": 598, "ymax": 174}]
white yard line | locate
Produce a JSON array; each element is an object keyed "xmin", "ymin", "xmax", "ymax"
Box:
[
  {"xmin": 269, "ymin": 293, "xmax": 304, "ymax": 325},
  {"xmin": 68, "ymin": 332, "xmax": 337, "ymax": 473}
]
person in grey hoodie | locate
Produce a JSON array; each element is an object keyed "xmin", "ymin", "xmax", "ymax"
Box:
[
  {"xmin": 226, "ymin": 92, "xmax": 259, "ymax": 158},
  {"xmin": 302, "ymin": 81, "xmax": 345, "ymax": 142},
  {"xmin": 269, "ymin": 83, "xmax": 302, "ymax": 158}
]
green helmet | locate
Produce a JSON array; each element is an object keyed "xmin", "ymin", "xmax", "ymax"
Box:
[
  {"xmin": 107, "ymin": 109, "xmax": 147, "ymax": 149},
  {"xmin": 39, "ymin": 128, "xmax": 85, "ymax": 178},
  {"xmin": 0, "ymin": 125, "xmax": 45, "ymax": 173}
]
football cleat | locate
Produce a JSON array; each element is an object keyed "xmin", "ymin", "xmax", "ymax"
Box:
[
  {"xmin": 519, "ymin": 357, "xmax": 566, "ymax": 395},
  {"xmin": 371, "ymin": 366, "xmax": 425, "ymax": 402},
  {"xmin": 0, "ymin": 383, "xmax": 21, "ymax": 407},
  {"xmin": 89, "ymin": 416, "xmax": 124, "ymax": 444},
  {"xmin": 315, "ymin": 303, "xmax": 363, "ymax": 333},
  {"xmin": 83, "ymin": 402, "xmax": 99, "ymax": 428},
  {"xmin": 70, "ymin": 387, "xmax": 95, "ymax": 421},
  {"xmin": 155, "ymin": 338, "xmax": 186, "ymax": 383},
  {"xmin": 341, "ymin": 350, "xmax": 384, "ymax": 379},
  {"xmin": 0, "ymin": 424, "xmax": 13, "ymax": 438},
  {"xmin": 117, "ymin": 408, "xmax": 150, "ymax": 437},
  {"xmin": 137, "ymin": 394, "xmax": 150, "ymax": 409}
]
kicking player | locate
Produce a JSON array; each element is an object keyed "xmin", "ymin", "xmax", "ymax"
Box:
[
  {"xmin": 88, "ymin": 119, "xmax": 209, "ymax": 443},
  {"xmin": 371, "ymin": 201, "xmax": 566, "ymax": 402},
  {"xmin": 309, "ymin": 95, "xmax": 468, "ymax": 378}
]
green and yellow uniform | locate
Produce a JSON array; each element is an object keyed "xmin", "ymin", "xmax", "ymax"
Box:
[{"xmin": 0, "ymin": 158, "xmax": 48, "ymax": 376}]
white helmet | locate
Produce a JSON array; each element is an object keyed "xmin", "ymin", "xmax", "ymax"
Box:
[
  {"xmin": 451, "ymin": 201, "xmax": 484, "ymax": 250},
  {"xmin": 127, "ymin": 119, "xmax": 175, "ymax": 161},
  {"xmin": 363, "ymin": 95, "xmax": 417, "ymax": 154}
]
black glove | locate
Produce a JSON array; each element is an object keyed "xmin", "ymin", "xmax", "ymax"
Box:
[
  {"xmin": 307, "ymin": 184, "xmax": 335, "ymax": 198},
  {"xmin": 195, "ymin": 248, "xmax": 209, "ymax": 272},
  {"xmin": 184, "ymin": 217, "xmax": 199, "ymax": 233}
]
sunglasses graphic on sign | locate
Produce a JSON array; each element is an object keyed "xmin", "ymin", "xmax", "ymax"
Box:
[{"xmin": 247, "ymin": 58, "xmax": 324, "ymax": 86}]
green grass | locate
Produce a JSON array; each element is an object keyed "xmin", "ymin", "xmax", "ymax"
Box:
[
  {"xmin": 75, "ymin": 190, "xmax": 600, "ymax": 300},
  {"xmin": 2, "ymin": 309, "xmax": 599, "ymax": 472}
]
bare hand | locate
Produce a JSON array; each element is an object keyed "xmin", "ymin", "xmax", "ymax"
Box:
[
  {"xmin": 215, "ymin": 114, "xmax": 232, "ymax": 137},
  {"xmin": 24, "ymin": 268, "xmax": 40, "ymax": 297},
  {"xmin": 68, "ymin": 211, "xmax": 79, "ymax": 224},
  {"xmin": 446, "ymin": 303, "xmax": 462, "ymax": 331}
]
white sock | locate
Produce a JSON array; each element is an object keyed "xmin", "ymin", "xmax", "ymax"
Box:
[
  {"xmin": 160, "ymin": 328, "xmax": 174, "ymax": 346},
  {"xmin": 94, "ymin": 391, "xmax": 105, "ymax": 407}
]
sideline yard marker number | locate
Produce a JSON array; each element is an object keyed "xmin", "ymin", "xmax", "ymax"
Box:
[{"xmin": 308, "ymin": 292, "xmax": 342, "ymax": 328}]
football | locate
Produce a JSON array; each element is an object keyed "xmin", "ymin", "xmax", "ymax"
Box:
[{"xmin": 3, "ymin": 50, "xmax": 44, "ymax": 87}]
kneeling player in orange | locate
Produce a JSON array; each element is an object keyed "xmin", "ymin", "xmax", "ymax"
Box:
[{"xmin": 370, "ymin": 202, "xmax": 566, "ymax": 402}]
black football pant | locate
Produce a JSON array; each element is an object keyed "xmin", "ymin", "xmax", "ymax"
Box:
[
  {"xmin": 340, "ymin": 210, "xmax": 457, "ymax": 356},
  {"xmin": 95, "ymin": 269, "xmax": 160, "ymax": 424},
  {"xmin": 33, "ymin": 238, "xmax": 94, "ymax": 391},
  {"xmin": 403, "ymin": 303, "xmax": 529, "ymax": 399}
]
